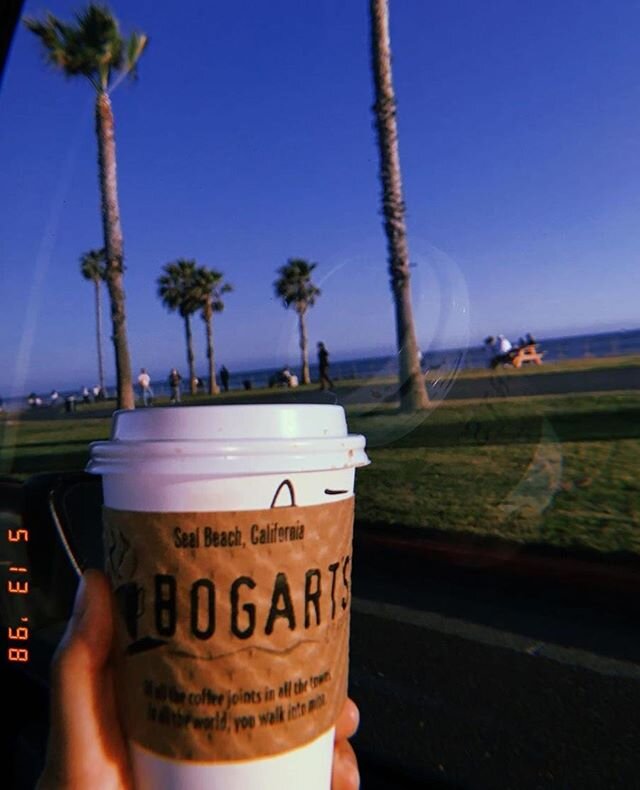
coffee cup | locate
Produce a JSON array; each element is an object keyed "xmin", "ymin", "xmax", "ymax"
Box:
[{"xmin": 87, "ymin": 403, "xmax": 369, "ymax": 789}]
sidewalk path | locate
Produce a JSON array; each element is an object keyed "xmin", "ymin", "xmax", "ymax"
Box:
[{"xmin": 441, "ymin": 363, "xmax": 640, "ymax": 401}]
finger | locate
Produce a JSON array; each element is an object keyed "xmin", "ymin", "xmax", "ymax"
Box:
[
  {"xmin": 335, "ymin": 697, "xmax": 360, "ymax": 741},
  {"xmin": 56, "ymin": 569, "xmax": 113, "ymax": 664},
  {"xmin": 331, "ymin": 739, "xmax": 360, "ymax": 790},
  {"xmin": 39, "ymin": 570, "xmax": 132, "ymax": 788}
]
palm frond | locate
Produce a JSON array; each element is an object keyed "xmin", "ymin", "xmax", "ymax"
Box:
[
  {"xmin": 273, "ymin": 258, "xmax": 321, "ymax": 312},
  {"xmin": 25, "ymin": 4, "xmax": 147, "ymax": 93},
  {"xmin": 192, "ymin": 266, "xmax": 233, "ymax": 316},
  {"xmin": 157, "ymin": 259, "xmax": 201, "ymax": 317},
  {"xmin": 125, "ymin": 32, "xmax": 148, "ymax": 80},
  {"xmin": 80, "ymin": 247, "xmax": 107, "ymax": 281}
]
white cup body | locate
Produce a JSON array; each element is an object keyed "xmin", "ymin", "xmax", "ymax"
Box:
[{"xmin": 88, "ymin": 405, "xmax": 368, "ymax": 790}]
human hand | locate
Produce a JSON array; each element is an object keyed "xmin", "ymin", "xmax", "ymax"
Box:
[{"xmin": 36, "ymin": 569, "xmax": 360, "ymax": 789}]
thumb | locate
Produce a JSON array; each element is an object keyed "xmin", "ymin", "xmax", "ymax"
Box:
[{"xmin": 38, "ymin": 570, "xmax": 132, "ymax": 788}]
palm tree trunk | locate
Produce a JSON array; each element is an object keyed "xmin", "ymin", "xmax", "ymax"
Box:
[
  {"xmin": 94, "ymin": 279, "xmax": 106, "ymax": 394},
  {"xmin": 205, "ymin": 306, "xmax": 219, "ymax": 395},
  {"xmin": 370, "ymin": 0, "xmax": 428, "ymax": 411},
  {"xmin": 298, "ymin": 310, "xmax": 310, "ymax": 384},
  {"xmin": 96, "ymin": 90, "xmax": 134, "ymax": 409},
  {"xmin": 184, "ymin": 314, "xmax": 197, "ymax": 395}
]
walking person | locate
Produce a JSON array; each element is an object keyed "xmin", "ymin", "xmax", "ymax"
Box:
[
  {"xmin": 220, "ymin": 365, "xmax": 230, "ymax": 392},
  {"xmin": 137, "ymin": 368, "xmax": 153, "ymax": 407},
  {"xmin": 317, "ymin": 341, "xmax": 334, "ymax": 391},
  {"xmin": 168, "ymin": 368, "xmax": 182, "ymax": 404}
]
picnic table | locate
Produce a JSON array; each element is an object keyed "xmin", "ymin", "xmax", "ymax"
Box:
[{"xmin": 508, "ymin": 343, "xmax": 544, "ymax": 368}]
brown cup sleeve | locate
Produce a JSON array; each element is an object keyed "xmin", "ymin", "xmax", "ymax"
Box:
[{"xmin": 103, "ymin": 497, "xmax": 354, "ymax": 762}]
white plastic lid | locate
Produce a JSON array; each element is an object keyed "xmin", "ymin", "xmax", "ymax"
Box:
[{"xmin": 87, "ymin": 404, "xmax": 369, "ymax": 477}]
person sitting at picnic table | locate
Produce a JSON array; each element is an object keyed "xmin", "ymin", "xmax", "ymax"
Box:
[
  {"xmin": 486, "ymin": 332, "xmax": 543, "ymax": 369},
  {"xmin": 497, "ymin": 334, "xmax": 512, "ymax": 355},
  {"xmin": 488, "ymin": 334, "xmax": 516, "ymax": 368},
  {"xmin": 483, "ymin": 336, "xmax": 496, "ymax": 368}
]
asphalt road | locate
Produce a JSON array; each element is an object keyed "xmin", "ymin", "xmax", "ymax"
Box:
[
  {"xmin": 14, "ymin": 361, "xmax": 637, "ymax": 422},
  {"xmin": 349, "ymin": 545, "xmax": 640, "ymax": 789}
]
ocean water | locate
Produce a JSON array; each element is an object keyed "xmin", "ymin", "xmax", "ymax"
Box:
[
  {"xmin": 216, "ymin": 328, "xmax": 640, "ymax": 393},
  {"xmin": 6, "ymin": 328, "xmax": 640, "ymax": 410}
]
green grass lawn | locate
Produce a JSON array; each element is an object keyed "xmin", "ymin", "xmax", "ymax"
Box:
[
  {"xmin": 1, "ymin": 380, "xmax": 638, "ymax": 556},
  {"xmin": 350, "ymin": 392, "xmax": 640, "ymax": 554}
]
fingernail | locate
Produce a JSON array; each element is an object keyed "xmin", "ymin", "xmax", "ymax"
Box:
[{"xmin": 349, "ymin": 703, "xmax": 360, "ymax": 734}]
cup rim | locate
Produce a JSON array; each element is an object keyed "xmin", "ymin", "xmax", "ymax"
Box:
[{"xmin": 87, "ymin": 404, "xmax": 369, "ymax": 476}]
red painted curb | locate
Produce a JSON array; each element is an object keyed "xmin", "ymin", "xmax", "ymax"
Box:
[{"xmin": 356, "ymin": 530, "xmax": 640, "ymax": 597}]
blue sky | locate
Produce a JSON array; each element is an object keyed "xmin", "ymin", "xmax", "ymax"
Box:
[{"xmin": 1, "ymin": 0, "xmax": 639, "ymax": 394}]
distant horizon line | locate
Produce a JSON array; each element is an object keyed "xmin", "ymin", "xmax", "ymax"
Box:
[{"xmin": 205, "ymin": 323, "xmax": 640, "ymax": 377}]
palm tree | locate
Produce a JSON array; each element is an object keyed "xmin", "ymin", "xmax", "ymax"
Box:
[
  {"xmin": 369, "ymin": 0, "xmax": 429, "ymax": 411},
  {"xmin": 193, "ymin": 267, "xmax": 233, "ymax": 396},
  {"xmin": 273, "ymin": 259, "xmax": 321, "ymax": 385},
  {"xmin": 26, "ymin": 5, "xmax": 148, "ymax": 410},
  {"xmin": 80, "ymin": 248, "xmax": 107, "ymax": 395},
  {"xmin": 157, "ymin": 259, "xmax": 201, "ymax": 395}
]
